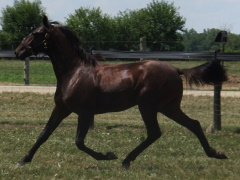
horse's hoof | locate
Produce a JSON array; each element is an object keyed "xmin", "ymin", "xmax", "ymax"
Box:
[
  {"xmin": 122, "ymin": 162, "xmax": 130, "ymax": 169},
  {"xmin": 215, "ymin": 152, "xmax": 228, "ymax": 159},
  {"xmin": 106, "ymin": 152, "xmax": 118, "ymax": 160},
  {"xmin": 16, "ymin": 160, "xmax": 26, "ymax": 167},
  {"xmin": 208, "ymin": 149, "xmax": 228, "ymax": 159}
]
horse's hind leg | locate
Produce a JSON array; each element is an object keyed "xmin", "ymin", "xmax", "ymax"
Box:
[
  {"xmin": 75, "ymin": 110, "xmax": 118, "ymax": 160},
  {"xmin": 162, "ymin": 108, "xmax": 228, "ymax": 159},
  {"xmin": 122, "ymin": 106, "xmax": 161, "ymax": 168},
  {"xmin": 17, "ymin": 105, "xmax": 71, "ymax": 166}
]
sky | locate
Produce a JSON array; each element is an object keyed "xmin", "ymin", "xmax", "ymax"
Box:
[{"xmin": 0, "ymin": 0, "xmax": 240, "ymax": 34}]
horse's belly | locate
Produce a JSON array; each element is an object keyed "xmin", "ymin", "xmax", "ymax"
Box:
[{"xmin": 95, "ymin": 95, "xmax": 136, "ymax": 114}]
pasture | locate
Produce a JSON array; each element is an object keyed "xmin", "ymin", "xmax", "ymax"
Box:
[
  {"xmin": 0, "ymin": 92, "xmax": 240, "ymax": 179},
  {"xmin": 0, "ymin": 59, "xmax": 240, "ymax": 179}
]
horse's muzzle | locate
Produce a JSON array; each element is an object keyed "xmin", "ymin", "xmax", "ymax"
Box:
[
  {"xmin": 15, "ymin": 50, "xmax": 27, "ymax": 60},
  {"xmin": 15, "ymin": 42, "xmax": 32, "ymax": 60}
]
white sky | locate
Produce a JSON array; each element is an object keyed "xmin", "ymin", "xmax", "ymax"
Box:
[{"xmin": 0, "ymin": 0, "xmax": 240, "ymax": 34}]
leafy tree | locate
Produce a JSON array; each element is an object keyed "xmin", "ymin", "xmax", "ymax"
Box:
[
  {"xmin": 114, "ymin": 0, "xmax": 185, "ymax": 51},
  {"xmin": 66, "ymin": 0, "xmax": 185, "ymax": 51},
  {"xmin": 144, "ymin": 0, "xmax": 185, "ymax": 50},
  {"xmin": 113, "ymin": 9, "xmax": 146, "ymax": 50},
  {"xmin": 225, "ymin": 33, "xmax": 240, "ymax": 52},
  {"xmin": 182, "ymin": 28, "xmax": 199, "ymax": 51},
  {"xmin": 112, "ymin": 10, "xmax": 146, "ymax": 50},
  {"xmin": 201, "ymin": 29, "xmax": 221, "ymax": 51},
  {"xmin": 0, "ymin": 0, "xmax": 46, "ymax": 49},
  {"xmin": 0, "ymin": 30, "xmax": 11, "ymax": 49},
  {"xmin": 66, "ymin": 7, "xmax": 115, "ymax": 50}
]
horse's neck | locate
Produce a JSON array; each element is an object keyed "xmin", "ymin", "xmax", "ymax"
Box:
[
  {"xmin": 47, "ymin": 38, "xmax": 97, "ymax": 81},
  {"xmin": 48, "ymin": 51, "xmax": 79, "ymax": 80}
]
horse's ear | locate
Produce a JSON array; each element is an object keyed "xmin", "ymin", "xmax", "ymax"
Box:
[{"xmin": 43, "ymin": 15, "xmax": 52, "ymax": 29}]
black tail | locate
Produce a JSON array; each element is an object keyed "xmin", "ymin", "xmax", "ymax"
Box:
[{"xmin": 178, "ymin": 60, "xmax": 228, "ymax": 86}]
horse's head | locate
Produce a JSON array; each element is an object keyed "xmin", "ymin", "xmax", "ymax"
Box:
[
  {"xmin": 15, "ymin": 16, "xmax": 53, "ymax": 60},
  {"xmin": 16, "ymin": 15, "xmax": 97, "ymax": 66}
]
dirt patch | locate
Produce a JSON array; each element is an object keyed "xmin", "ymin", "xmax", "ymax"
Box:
[{"xmin": 224, "ymin": 74, "xmax": 240, "ymax": 89}]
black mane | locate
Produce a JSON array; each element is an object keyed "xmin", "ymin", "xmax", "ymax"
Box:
[{"xmin": 55, "ymin": 25, "xmax": 97, "ymax": 66}]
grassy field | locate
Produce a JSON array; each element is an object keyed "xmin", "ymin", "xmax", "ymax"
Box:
[
  {"xmin": 0, "ymin": 59, "xmax": 240, "ymax": 87},
  {"xmin": 0, "ymin": 92, "xmax": 240, "ymax": 179},
  {"xmin": 0, "ymin": 60, "xmax": 56, "ymax": 85},
  {"xmin": 0, "ymin": 59, "xmax": 240, "ymax": 179}
]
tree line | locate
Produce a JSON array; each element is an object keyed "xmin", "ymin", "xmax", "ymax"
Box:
[{"xmin": 0, "ymin": 0, "xmax": 240, "ymax": 52}]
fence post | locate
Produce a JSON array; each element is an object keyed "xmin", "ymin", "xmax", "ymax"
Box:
[
  {"xmin": 213, "ymin": 50, "xmax": 222, "ymax": 131},
  {"xmin": 207, "ymin": 31, "xmax": 227, "ymax": 133},
  {"xmin": 214, "ymin": 84, "xmax": 222, "ymax": 131},
  {"xmin": 24, "ymin": 57, "xmax": 30, "ymax": 85},
  {"xmin": 140, "ymin": 37, "xmax": 146, "ymax": 61}
]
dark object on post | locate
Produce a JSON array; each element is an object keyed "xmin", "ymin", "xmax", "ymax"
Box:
[{"xmin": 215, "ymin": 31, "xmax": 227, "ymax": 43}]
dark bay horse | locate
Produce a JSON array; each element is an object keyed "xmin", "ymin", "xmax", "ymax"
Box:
[{"xmin": 15, "ymin": 16, "xmax": 228, "ymax": 168}]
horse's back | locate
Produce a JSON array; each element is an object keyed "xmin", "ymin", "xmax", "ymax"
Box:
[
  {"xmin": 96, "ymin": 60, "xmax": 181, "ymax": 92},
  {"xmin": 94, "ymin": 60, "xmax": 183, "ymax": 113}
]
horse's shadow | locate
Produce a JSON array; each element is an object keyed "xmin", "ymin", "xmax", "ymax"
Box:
[{"xmin": 234, "ymin": 128, "xmax": 240, "ymax": 134}]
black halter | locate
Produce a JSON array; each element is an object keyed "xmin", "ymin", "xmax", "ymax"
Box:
[{"xmin": 21, "ymin": 33, "xmax": 50, "ymax": 55}]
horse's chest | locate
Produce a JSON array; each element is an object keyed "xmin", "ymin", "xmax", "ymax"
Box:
[{"xmin": 61, "ymin": 84, "xmax": 96, "ymax": 110}]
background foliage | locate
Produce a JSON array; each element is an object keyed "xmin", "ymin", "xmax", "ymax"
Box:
[
  {"xmin": 0, "ymin": 0, "xmax": 240, "ymax": 52},
  {"xmin": 65, "ymin": 0, "xmax": 185, "ymax": 51},
  {"xmin": 0, "ymin": 0, "xmax": 46, "ymax": 49}
]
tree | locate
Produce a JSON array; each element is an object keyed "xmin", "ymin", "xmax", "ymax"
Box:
[
  {"xmin": 65, "ymin": 0, "xmax": 185, "ymax": 51},
  {"xmin": 0, "ymin": 0, "xmax": 46, "ymax": 49},
  {"xmin": 66, "ymin": 7, "xmax": 115, "ymax": 50},
  {"xmin": 113, "ymin": 0, "xmax": 185, "ymax": 51},
  {"xmin": 0, "ymin": 30, "xmax": 11, "ymax": 49},
  {"xmin": 225, "ymin": 33, "xmax": 240, "ymax": 52},
  {"xmin": 182, "ymin": 29, "xmax": 211, "ymax": 51},
  {"xmin": 182, "ymin": 28, "xmax": 199, "ymax": 51},
  {"xmin": 144, "ymin": 0, "xmax": 185, "ymax": 50},
  {"xmin": 113, "ymin": 9, "xmax": 150, "ymax": 51}
]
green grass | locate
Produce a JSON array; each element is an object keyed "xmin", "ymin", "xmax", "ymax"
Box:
[
  {"xmin": 0, "ymin": 60, "xmax": 23, "ymax": 84},
  {"xmin": 0, "ymin": 92, "xmax": 240, "ymax": 179},
  {"xmin": 1, "ymin": 59, "xmax": 240, "ymax": 85},
  {"xmin": 0, "ymin": 60, "xmax": 56, "ymax": 85}
]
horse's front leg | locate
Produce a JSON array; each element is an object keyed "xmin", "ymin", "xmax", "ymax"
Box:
[
  {"xmin": 17, "ymin": 105, "xmax": 71, "ymax": 166},
  {"xmin": 75, "ymin": 110, "xmax": 118, "ymax": 160}
]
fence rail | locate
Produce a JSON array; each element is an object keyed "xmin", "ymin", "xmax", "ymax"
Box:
[
  {"xmin": 94, "ymin": 50, "xmax": 240, "ymax": 61},
  {"xmin": 1, "ymin": 50, "xmax": 240, "ymax": 61},
  {"xmin": 0, "ymin": 50, "xmax": 15, "ymax": 58}
]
